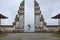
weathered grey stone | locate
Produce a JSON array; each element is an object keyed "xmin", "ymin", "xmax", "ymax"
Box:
[{"xmin": 0, "ymin": 33, "xmax": 60, "ymax": 40}]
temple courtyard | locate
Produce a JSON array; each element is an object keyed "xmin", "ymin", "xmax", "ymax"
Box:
[{"xmin": 0, "ymin": 33, "xmax": 60, "ymax": 40}]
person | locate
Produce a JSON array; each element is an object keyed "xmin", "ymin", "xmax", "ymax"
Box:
[{"xmin": 28, "ymin": 25, "xmax": 31, "ymax": 31}]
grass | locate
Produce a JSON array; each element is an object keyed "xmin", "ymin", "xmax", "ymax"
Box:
[{"xmin": 52, "ymin": 33, "xmax": 60, "ymax": 38}]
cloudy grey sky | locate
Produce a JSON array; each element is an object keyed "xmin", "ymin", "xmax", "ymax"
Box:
[
  {"xmin": 24, "ymin": 0, "xmax": 34, "ymax": 32},
  {"xmin": 0, "ymin": 0, "xmax": 60, "ymax": 25}
]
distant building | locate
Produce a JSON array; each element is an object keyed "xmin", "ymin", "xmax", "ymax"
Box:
[{"xmin": 52, "ymin": 14, "xmax": 60, "ymax": 25}]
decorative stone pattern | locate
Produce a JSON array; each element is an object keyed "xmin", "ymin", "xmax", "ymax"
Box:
[
  {"xmin": 12, "ymin": 0, "xmax": 24, "ymax": 32},
  {"xmin": 13, "ymin": 0, "xmax": 46, "ymax": 32},
  {"xmin": 34, "ymin": 0, "xmax": 46, "ymax": 32}
]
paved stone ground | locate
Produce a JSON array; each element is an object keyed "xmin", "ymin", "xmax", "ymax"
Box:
[{"xmin": 0, "ymin": 33, "xmax": 60, "ymax": 40}]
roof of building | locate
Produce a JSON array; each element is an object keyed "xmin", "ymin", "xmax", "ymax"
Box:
[
  {"xmin": 0, "ymin": 14, "xmax": 8, "ymax": 19},
  {"xmin": 46, "ymin": 25, "xmax": 60, "ymax": 27},
  {"xmin": 52, "ymin": 14, "xmax": 60, "ymax": 19},
  {"xmin": 0, "ymin": 25, "xmax": 13, "ymax": 27}
]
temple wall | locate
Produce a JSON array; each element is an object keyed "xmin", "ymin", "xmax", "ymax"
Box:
[
  {"xmin": 40, "ymin": 21, "xmax": 44, "ymax": 27},
  {"xmin": 16, "ymin": 21, "xmax": 19, "ymax": 28},
  {"xmin": 46, "ymin": 27, "xmax": 60, "ymax": 32},
  {"xmin": 19, "ymin": 15, "xmax": 24, "ymax": 29},
  {"xmin": 35, "ymin": 15, "xmax": 40, "ymax": 28},
  {"xmin": 0, "ymin": 27, "xmax": 15, "ymax": 32}
]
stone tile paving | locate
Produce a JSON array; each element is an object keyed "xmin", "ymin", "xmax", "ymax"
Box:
[{"xmin": 0, "ymin": 33, "xmax": 60, "ymax": 40}]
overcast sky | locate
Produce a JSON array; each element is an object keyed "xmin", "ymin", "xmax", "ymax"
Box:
[{"xmin": 0, "ymin": 0, "xmax": 60, "ymax": 25}]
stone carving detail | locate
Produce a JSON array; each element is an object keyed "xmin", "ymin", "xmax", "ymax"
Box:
[
  {"xmin": 13, "ymin": 0, "xmax": 46, "ymax": 32},
  {"xmin": 12, "ymin": 0, "xmax": 24, "ymax": 32},
  {"xmin": 34, "ymin": 0, "xmax": 46, "ymax": 32}
]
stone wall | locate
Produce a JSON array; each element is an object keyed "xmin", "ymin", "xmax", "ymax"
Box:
[{"xmin": 0, "ymin": 25, "xmax": 14, "ymax": 32}]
